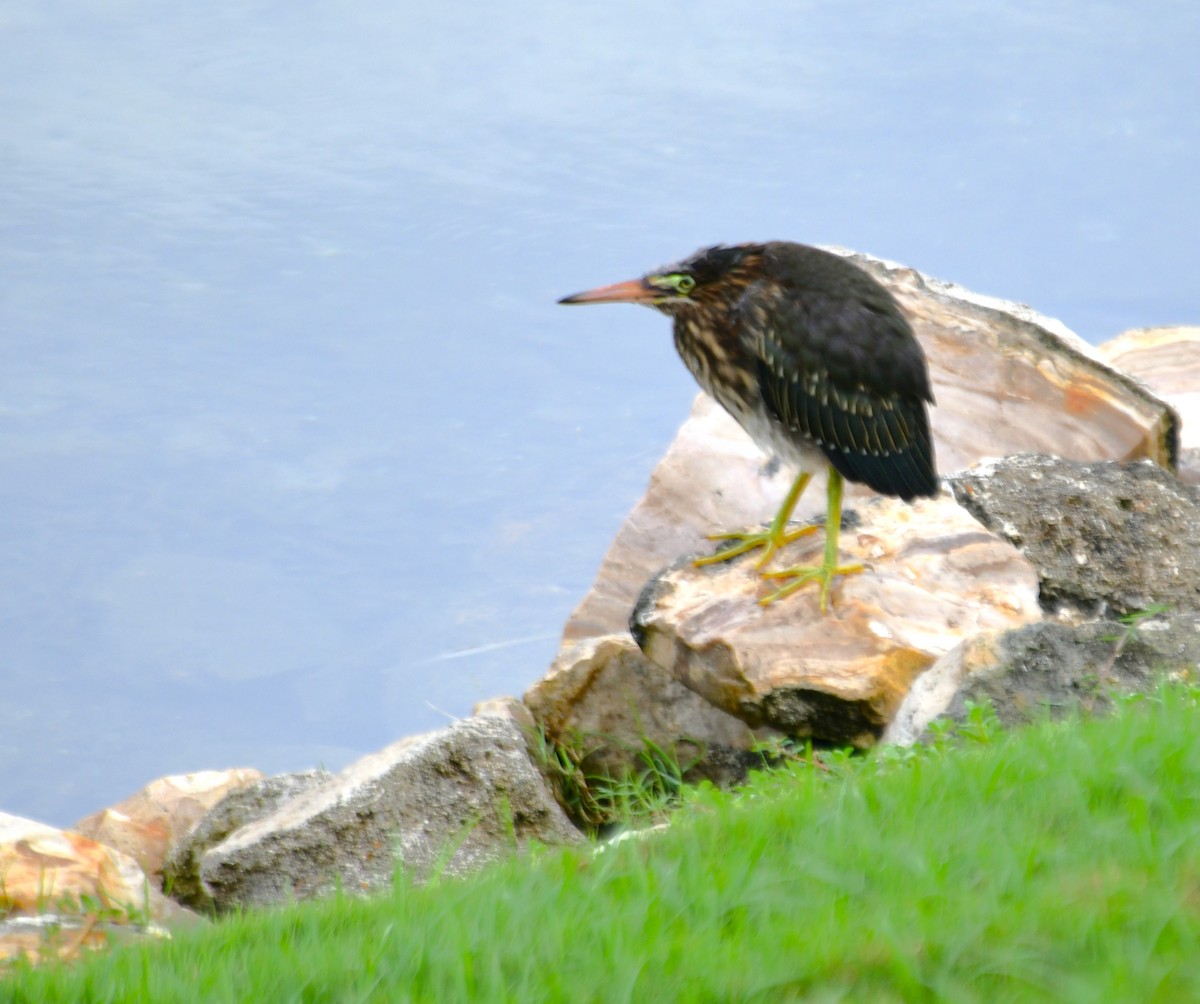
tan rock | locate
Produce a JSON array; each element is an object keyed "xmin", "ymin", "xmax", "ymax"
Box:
[
  {"xmin": 73, "ymin": 768, "xmax": 263, "ymax": 882},
  {"xmin": 0, "ymin": 812, "xmax": 149, "ymax": 916},
  {"xmin": 630, "ymin": 491, "xmax": 1042, "ymax": 746},
  {"xmin": 472, "ymin": 694, "xmax": 536, "ymax": 730},
  {"xmin": 0, "ymin": 812, "xmax": 197, "ymax": 963},
  {"xmin": 563, "ymin": 251, "xmax": 1178, "ymax": 642},
  {"xmin": 1096, "ymin": 325, "xmax": 1200, "ymax": 483},
  {"xmin": 524, "ymin": 634, "xmax": 779, "ymax": 787}
]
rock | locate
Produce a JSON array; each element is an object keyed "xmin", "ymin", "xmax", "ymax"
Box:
[
  {"xmin": 0, "ymin": 812, "xmax": 198, "ymax": 964},
  {"xmin": 950, "ymin": 454, "xmax": 1200, "ymax": 617},
  {"xmin": 869, "ymin": 252, "xmax": 1178, "ymax": 476},
  {"xmin": 161, "ymin": 769, "xmax": 331, "ymax": 912},
  {"xmin": 563, "ymin": 250, "xmax": 1178, "ymax": 643},
  {"xmin": 1097, "ymin": 326, "xmax": 1200, "ymax": 483},
  {"xmin": 472, "ymin": 694, "xmax": 536, "ymax": 729},
  {"xmin": 1183, "ymin": 448, "xmax": 1200, "ymax": 488},
  {"xmin": 197, "ymin": 714, "xmax": 583, "ymax": 911},
  {"xmin": 886, "ymin": 615, "xmax": 1200, "ymax": 743},
  {"xmin": 72, "ymin": 768, "xmax": 263, "ymax": 884},
  {"xmin": 880, "ymin": 637, "xmax": 988, "ymax": 747},
  {"xmin": 524, "ymin": 634, "xmax": 778, "ymax": 792},
  {"xmin": 946, "ymin": 617, "xmax": 1200, "ymax": 728},
  {"xmin": 630, "ymin": 491, "xmax": 1042, "ymax": 745},
  {"xmin": 0, "ymin": 812, "xmax": 150, "ymax": 915}
]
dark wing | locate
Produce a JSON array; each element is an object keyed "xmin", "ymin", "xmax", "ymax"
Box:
[{"xmin": 743, "ymin": 281, "xmax": 938, "ymax": 500}]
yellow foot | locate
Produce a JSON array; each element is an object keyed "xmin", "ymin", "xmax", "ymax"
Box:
[
  {"xmin": 692, "ymin": 523, "xmax": 818, "ymax": 570},
  {"xmin": 759, "ymin": 561, "xmax": 864, "ymax": 612}
]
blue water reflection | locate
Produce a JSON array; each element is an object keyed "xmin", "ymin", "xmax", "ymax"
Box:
[{"xmin": 2, "ymin": 2, "xmax": 1196, "ymax": 823}]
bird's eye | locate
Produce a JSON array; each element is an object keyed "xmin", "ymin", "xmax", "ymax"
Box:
[{"xmin": 673, "ymin": 274, "xmax": 696, "ymax": 294}]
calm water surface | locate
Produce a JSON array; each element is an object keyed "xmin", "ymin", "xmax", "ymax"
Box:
[{"xmin": 2, "ymin": 2, "xmax": 1197, "ymax": 823}]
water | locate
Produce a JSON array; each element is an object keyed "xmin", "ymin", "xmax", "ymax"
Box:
[{"xmin": 2, "ymin": 1, "xmax": 1197, "ymax": 825}]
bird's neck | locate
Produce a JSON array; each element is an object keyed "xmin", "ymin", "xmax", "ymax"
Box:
[{"xmin": 670, "ymin": 304, "xmax": 752, "ymax": 412}]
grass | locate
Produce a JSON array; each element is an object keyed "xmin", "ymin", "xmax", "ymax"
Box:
[
  {"xmin": 5, "ymin": 685, "xmax": 1200, "ymax": 1002},
  {"xmin": 529, "ymin": 724, "xmax": 700, "ymax": 834}
]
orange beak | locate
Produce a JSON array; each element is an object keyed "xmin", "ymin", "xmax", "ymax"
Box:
[{"xmin": 557, "ymin": 278, "xmax": 658, "ymax": 306}]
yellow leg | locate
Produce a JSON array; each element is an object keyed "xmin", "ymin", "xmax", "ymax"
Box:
[
  {"xmin": 759, "ymin": 469, "xmax": 864, "ymax": 612},
  {"xmin": 693, "ymin": 471, "xmax": 816, "ymax": 570}
]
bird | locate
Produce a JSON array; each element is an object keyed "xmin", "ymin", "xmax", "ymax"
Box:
[{"xmin": 558, "ymin": 241, "xmax": 938, "ymax": 612}]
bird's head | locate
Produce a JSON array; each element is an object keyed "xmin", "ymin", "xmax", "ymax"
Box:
[{"xmin": 558, "ymin": 244, "xmax": 765, "ymax": 315}]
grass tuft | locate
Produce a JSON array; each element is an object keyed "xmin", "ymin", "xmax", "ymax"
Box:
[{"xmin": 529, "ymin": 725, "xmax": 697, "ymax": 834}]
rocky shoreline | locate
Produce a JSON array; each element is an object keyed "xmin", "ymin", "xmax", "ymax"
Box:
[{"xmin": 3, "ymin": 252, "xmax": 1198, "ymax": 965}]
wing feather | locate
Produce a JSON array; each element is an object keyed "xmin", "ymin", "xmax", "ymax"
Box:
[{"xmin": 748, "ymin": 285, "xmax": 938, "ymax": 500}]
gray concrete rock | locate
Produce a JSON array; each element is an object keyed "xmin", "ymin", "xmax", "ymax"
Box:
[
  {"xmin": 197, "ymin": 715, "xmax": 583, "ymax": 911},
  {"xmin": 162, "ymin": 769, "xmax": 331, "ymax": 912},
  {"xmin": 885, "ymin": 615, "xmax": 1200, "ymax": 743},
  {"xmin": 950, "ymin": 617, "xmax": 1200, "ymax": 727},
  {"xmin": 950, "ymin": 454, "xmax": 1200, "ymax": 617}
]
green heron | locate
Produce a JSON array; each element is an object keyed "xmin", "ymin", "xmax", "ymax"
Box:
[{"xmin": 559, "ymin": 241, "xmax": 938, "ymax": 611}]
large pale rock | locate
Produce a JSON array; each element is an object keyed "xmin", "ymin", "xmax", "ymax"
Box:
[
  {"xmin": 876, "ymin": 253, "xmax": 1176, "ymax": 473},
  {"xmin": 1097, "ymin": 325, "xmax": 1200, "ymax": 484},
  {"xmin": 885, "ymin": 615, "xmax": 1200, "ymax": 744},
  {"xmin": 950, "ymin": 455, "xmax": 1200, "ymax": 617},
  {"xmin": 73, "ymin": 768, "xmax": 263, "ymax": 883},
  {"xmin": 161, "ymin": 769, "xmax": 331, "ymax": 913},
  {"xmin": 564, "ymin": 250, "xmax": 1178, "ymax": 642},
  {"xmin": 630, "ymin": 492, "xmax": 1041, "ymax": 745},
  {"xmin": 198, "ymin": 714, "xmax": 583, "ymax": 911},
  {"xmin": 524, "ymin": 634, "xmax": 778, "ymax": 789}
]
